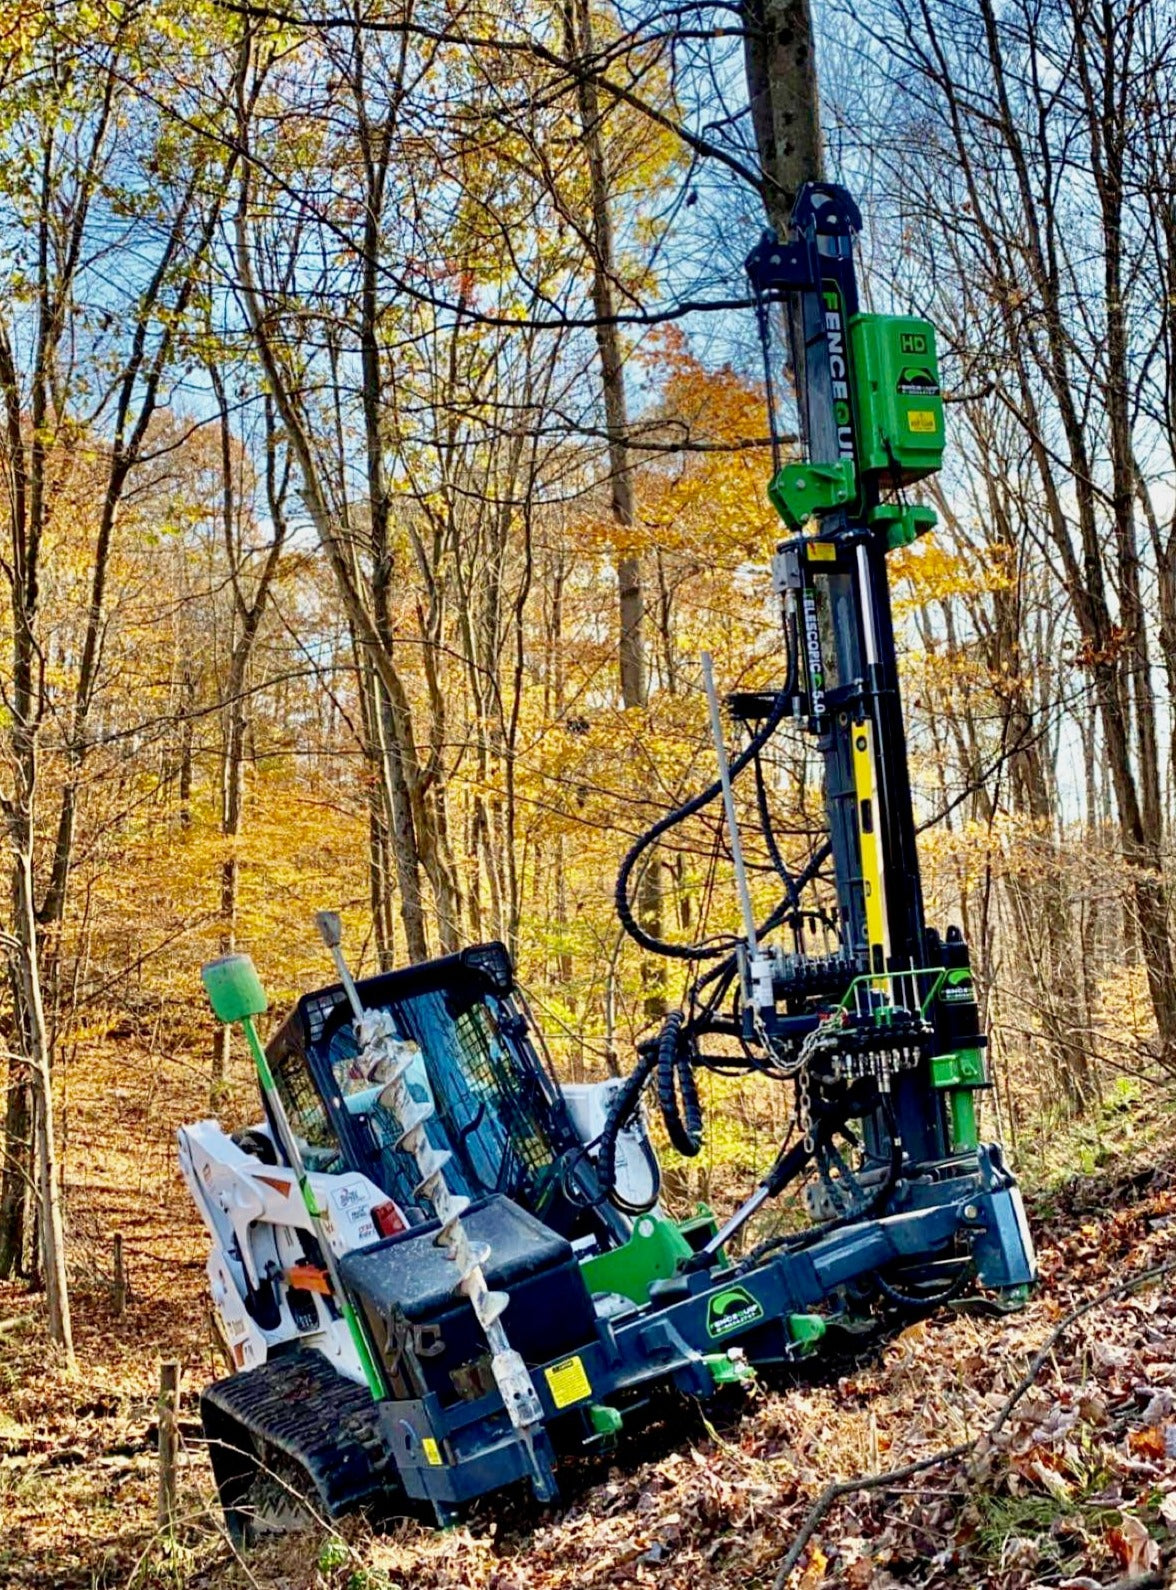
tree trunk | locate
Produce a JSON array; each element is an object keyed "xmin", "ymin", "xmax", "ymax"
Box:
[
  {"xmin": 565, "ymin": 0, "xmax": 664, "ymax": 1021},
  {"xmin": 375, "ymin": 682, "xmax": 432, "ymax": 961},
  {"xmin": 212, "ymin": 678, "xmax": 246, "ymax": 1090},
  {"xmin": 10, "ymin": 836, "xmax": 73, "ymax": 1365},
  {"xmin": 209, "ymin": 369, "xmax": 286, "ymax": 1091},
  {"xmin": 0, "ymin": 1068, "xmax": 30, "ymax": 1278},
  {"xmin": 177, "ymin": 667, "xmax": 194, "ymax": 830},
  {"xmin": 356, "ymin": 649, "xmax": 397, "ymax": 971},
  {"xmin": 0, "ymin": 292, "xmax": 71, "ymax": 1349},
  {"xmin": 741, "ymin": 0, "xmax": 823, "ymax": 232}
]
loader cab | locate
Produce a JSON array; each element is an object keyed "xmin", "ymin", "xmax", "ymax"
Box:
[{"xmin": 263, "ymin": 942, "xmax": 604, "ymax": 1240}]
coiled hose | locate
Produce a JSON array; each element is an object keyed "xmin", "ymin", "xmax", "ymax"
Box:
[
  {"xmin": 595, "ymin": 1043, "xmax": 658, "ymax": 1196},
  {"xmin": 655, "ymin": 1010, "xmax": 703, "ymax": 1156},
  {"xmin": 594, "ymin": 1008, "xmax": 704, "ymax": 1200}
]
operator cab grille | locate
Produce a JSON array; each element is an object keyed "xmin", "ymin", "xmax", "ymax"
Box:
[{"xmin": 264, "ymin": 943, "xmax": 579, "ymax": 1226}]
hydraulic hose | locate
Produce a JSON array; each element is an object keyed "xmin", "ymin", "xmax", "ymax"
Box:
[
  {"xmin": 595, "ymin": 1042, "xmax": 658, "ymax": 1195},
  {"xmin": 754, "ymin": 748, "xmax": 801, "ymax": 906},
  {"xmin": 875, "ymin": 1258, "xmax": 974, "ymax": 1309},
  {"xmin": 595, "ymin": 1008, "xmax": 706, "ymax": 1197},
  {"xmin": 614, "ymin": 615, "xmax": 798, "ymax": 962},
  {"xmin": 595, "ymin": 838, "xmax": 835, "ymax": 1199},
  {"xmin": 655, "ymin": 1010, "xmax": 704, "ymax": 1157},
  {"xmin": 688, "ymin": 840, "xmax": 833, "ymax": 1012}
]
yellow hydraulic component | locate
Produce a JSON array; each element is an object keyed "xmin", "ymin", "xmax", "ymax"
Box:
[{"xmin": 851, "ymin": 718, "xmax": 890, "ymax": 975}]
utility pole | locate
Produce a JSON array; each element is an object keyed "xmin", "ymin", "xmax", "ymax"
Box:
[{"xmin": 741, "ymin": 0, "xmax": 825, "ymax": 497}]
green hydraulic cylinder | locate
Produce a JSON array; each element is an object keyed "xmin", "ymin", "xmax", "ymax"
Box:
[{"xmin": 930, "ymin": 1046, "xmax": 986, "ymax": 1152}]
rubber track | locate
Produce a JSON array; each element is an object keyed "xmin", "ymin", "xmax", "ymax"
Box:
[{"xmin": 201, "ymin": 1347, "xmax": 393, "ymax": 1518}]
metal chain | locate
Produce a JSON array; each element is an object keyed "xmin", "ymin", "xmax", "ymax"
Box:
[
  {"xmin": 753, "ymin": 1006, "xmax": 806, "ymax": 1077},
  {"xmin": 794, "ymin": 1007, "xmax": 848, "ymax": 1154},
  {"xmin": 798, "ymin": 1062, "xmax": 813, "ymax": 1153}
]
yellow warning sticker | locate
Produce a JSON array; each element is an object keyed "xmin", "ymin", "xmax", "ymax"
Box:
[
  {"xmin": 421, "ymin": 1437, "xmax": 443, "ymax": 1466},
  {"xmin": 907, "ymin": 409, "xmax": 937, "ymax": 434},
  {"xmin": 806, "ymin": 541, "xmax": 837, "ymax": 563},
  {"xmin": 545, "ymin": 1355, "xmax": 592, "ymax": 1409}
]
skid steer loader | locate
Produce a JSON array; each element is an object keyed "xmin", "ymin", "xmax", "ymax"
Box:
[{"xmin": 181, "ymin": 183, "xmax": 1037, "ymax": 1540}]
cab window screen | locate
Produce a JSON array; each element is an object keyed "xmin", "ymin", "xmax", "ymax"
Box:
[
  {"xmin": 446, "ymin": 1000, "xmax": 554, "ymax": 1184},
  {"xmin": 271, "ymin": 1043, "xmax": 345, "ymax": 1174},
  {"xmin": 393, "ymin": 989, "xmax": 558, "ymax": 1200},
  {"xmin": 317, "ymin": 986, "xmax": 557, "ymax": 1208}
]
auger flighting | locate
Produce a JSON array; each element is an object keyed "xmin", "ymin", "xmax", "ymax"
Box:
[{"xmin": 314, "ymin": 912, "xmax": 551, "ymax": 1493}]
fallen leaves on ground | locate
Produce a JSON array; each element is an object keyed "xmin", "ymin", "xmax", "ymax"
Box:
[{"xmin": 3, "ymin": 1046, "xmax": 1176, "ymax": 1589}]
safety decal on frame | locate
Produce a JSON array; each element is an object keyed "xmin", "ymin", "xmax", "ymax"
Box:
[{"xmin": 545, "ymin": 1355, "xmax": 592, "ymax": 1409}]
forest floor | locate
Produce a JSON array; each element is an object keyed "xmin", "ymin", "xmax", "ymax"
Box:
[{"xmin": 2, "ymin": 1037, "xmax": 1176, "ymax": 1590}]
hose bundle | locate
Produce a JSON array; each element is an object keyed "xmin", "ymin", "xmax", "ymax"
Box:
[{"xmin": 598, "ymin": 626, "xmax": 820, "ymax": 1197}]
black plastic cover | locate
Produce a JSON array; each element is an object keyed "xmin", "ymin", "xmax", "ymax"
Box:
[
  {"xmin": 340, "ymin": 1195, "xmax": 597, "ymax": 1403},
  {"xmin": 340, "ymin": 1195, "xmax": 574, "ymax": 1320}
]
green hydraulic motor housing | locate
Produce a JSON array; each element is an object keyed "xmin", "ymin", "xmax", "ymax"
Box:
[
  {"xmin": 850, "ymin": 314, "xmax": 945, "ymax": 485},
  {"xmin": 766, "ymin": 313, "xmax": 945, "ymax": 536}
]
